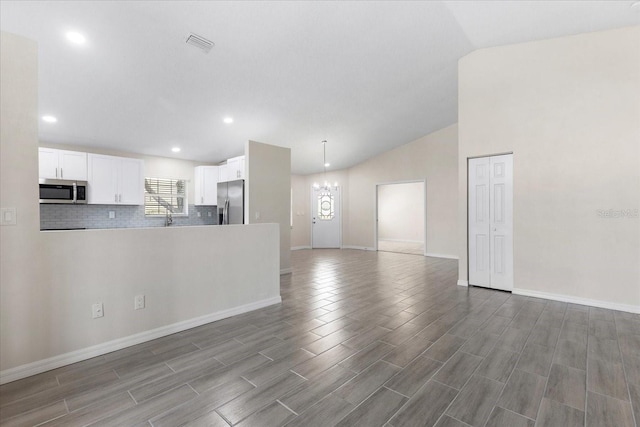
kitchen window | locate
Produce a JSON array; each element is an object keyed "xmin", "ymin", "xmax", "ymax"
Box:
[{"xmin": 144, "ymin": 177, "xmax": 187, "ymax": 216}]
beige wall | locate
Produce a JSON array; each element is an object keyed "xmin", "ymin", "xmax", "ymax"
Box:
[
  {"xmin": 378, "ymin": 182, "xmax": 425, "ymax": 242},
  {"xmin": 1, "ymin": 32, "xmax": 281, "ymax": 381},
  {"xmin": 246, "ymin": 140, "xmax": 291, "ymax": 272},
  {"xmin": 0, "ymin": 31, "xmax": 45, "ymax": 374},
  {"xmin": 39, "ymin": 142, "xmax": 213, "ymax": 204},
  {"xmin": 347, "ymin": 124, "xmax": 458, "ymax": 255},
  {"xmin": 291, "ymin": 174, "xmax": 310, "ymax": 248},
  {"xmin": 458, "ymin": 27, "xmax": 640, "ymax": 309}
]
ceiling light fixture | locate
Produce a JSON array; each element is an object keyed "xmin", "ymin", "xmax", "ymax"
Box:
[
  {"xmin": 223, "ymin": 117, "xmax": 234, "ymax": 124},
  {"xmin": 42, "ymin": 115, "xmax": 58, "ymax": 123},
  {"xmin": 171, "ymin": 147, "xmax": 181, "ymax": 153},
  {"xmin": 66, "ymin": 31, "xmax": 86, "ymax": 45},
  {"xmin": 313, "ymin": 140, "xmax": 338, "ymax": 191}
]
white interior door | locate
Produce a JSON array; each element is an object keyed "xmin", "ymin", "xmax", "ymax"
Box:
[
  {"xmin": 312, "ymin": 186, "xmax": 341, "ymax": 248},
  {"xmin": 468, "ymin": 157, "xmax": 491, "ymax": 287},
  {"xmin": 489, "ymin": 155, "xmax": 513, "ymax": 290},
  {"xmin": 468, "ymin": 154, "xmax": 513, "ymax": 291}
]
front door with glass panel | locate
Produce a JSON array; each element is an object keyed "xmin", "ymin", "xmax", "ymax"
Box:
[{"xmin": 312, "ymin": 186, "xmax": 341, "ymax": 248}]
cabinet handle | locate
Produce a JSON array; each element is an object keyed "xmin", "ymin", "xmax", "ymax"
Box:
[
  {"xmin": 61, "ymin": 168, "xmax": 63, "ymax": 179},
  {"xmin": 201, "ymin": 196, "xmax": 203, "ymax": 204},
  {"xmin": 115, "ymin": 194, "xmax": 118, "ymax": 203},
  {"xmin": 119, "ymin": 194, "xmax": 122, "ymax": 202},
  {"xmin": 55, "ymin": 167, "xmax": 58, "ymax": 178}
]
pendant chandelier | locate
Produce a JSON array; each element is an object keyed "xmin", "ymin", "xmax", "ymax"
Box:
[{"xmin": 313, "ymin": 140, "xmax": 338, "ymax": 191}]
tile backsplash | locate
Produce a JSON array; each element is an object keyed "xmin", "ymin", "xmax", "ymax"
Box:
[{"xmin": 40, "ymin": 204, "xmax": 218, "ymax": 230}]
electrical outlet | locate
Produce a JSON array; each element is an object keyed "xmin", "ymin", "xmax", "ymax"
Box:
[
  {"xmin": 197, "ymin": 212, "xmax": 201, "ymax": 217},
  {"xmin": 134, "ymin": 295, "xmax": 145, "ymax": 310},
  {"xmin": 208, "ymin": 211, "xmax": 212, "ymax": 217},
  {"xmin": 92, "ymin": 303, "xmax": 104, "ymax": 318},
  {"xmin": 108, "ymin": 211, "xmax": 115, "ymax": 219}
]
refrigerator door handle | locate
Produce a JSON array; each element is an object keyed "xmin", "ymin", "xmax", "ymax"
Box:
[
  {"xmin": 222, "ymin": 199, "xmax": 226, "ymax": 224},
  {"xmin": 224, "ymin": 198, "xmax": 230, "ymax": 224}
]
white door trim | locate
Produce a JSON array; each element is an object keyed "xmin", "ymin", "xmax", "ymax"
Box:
[{"xmin": 374, "ymin": 179, "xmax": 427, "ymax": 255}]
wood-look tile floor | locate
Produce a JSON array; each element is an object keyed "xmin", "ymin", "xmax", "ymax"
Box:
[
  {"xmin": 377, "ymin": 240, "xmax": 424, "ymax": 256},
  {"xmin": 1, "ymin": 249, "xmax": 639, "ymax": 427}
]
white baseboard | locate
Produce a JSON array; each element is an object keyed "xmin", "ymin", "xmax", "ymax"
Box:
[
  {"xmin": 280, "ymin": 268, "xmax": 293, "ymax": 275},
  {"xmin": 378, "ymin": 239, "xmax": 424, "ymax": 244},
  {"xmin": 457, "ymin": 280, "xmax": 469, "ymax": 287},
  {"xmin": 342, "ymin": 245, "xmax": 376, "ymax": 251},
  {"xmin": 512, "ymin": 288, "xmax": 640, "ymax": 314},
  {"xmin": 291, "ymin": 246, "xmax": 311, "ymax": 251},
  {"xmin": 425, "ymin": 253, "xmax": 459, "ymax": 260},
  {"xmin": 0, "ymin": 296, "xmax": 282, "ymax": 385}
]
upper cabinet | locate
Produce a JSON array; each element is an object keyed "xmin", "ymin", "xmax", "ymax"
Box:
[
  {"xmin": 226, "ymin": 155, "xmax": 245, "ymax": 181},
  {"xmin": 218, "ymin": 164, "xmax": 228, "ymax": 183},
  {"xmin": 194, "ymin": 165, "xmax": 218, "ymax": 206},
  {"xmin": 218, "ymin": 155, "xmax": 245, "ymax": 183},
  {"xmin": 87, "ymin": 154, "xmax": 144, "ymax": 205},
  {"xmin": 38, "ymin": 148, "xmax": 87, "ymax": 181}
]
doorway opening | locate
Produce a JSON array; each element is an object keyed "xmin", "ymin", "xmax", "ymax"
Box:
[{"xmin": 376, "ymin": 180, "xmax": 426, "ymax": 256}]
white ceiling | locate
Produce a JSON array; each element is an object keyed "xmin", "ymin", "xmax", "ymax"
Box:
[{"xmin": 1, "ymin": 1, "xmax": 637, "ymax": 174}]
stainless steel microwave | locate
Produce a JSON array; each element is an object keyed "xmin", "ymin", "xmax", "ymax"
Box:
[{"xmin": 39, "ymin": 179, "xmax": 87, "ymax": 204}]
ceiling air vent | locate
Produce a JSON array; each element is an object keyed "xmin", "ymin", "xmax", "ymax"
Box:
[{"xmin": 185, "ymin": 33, "xmax": 214, "ymax": 53}]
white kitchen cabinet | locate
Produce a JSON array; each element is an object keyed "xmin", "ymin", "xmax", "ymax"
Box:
[
  {"xmin": 38, "ymin": 148, "xmax": 87, "ymax": 180},
  {"xmin": 87, "ymin": 153, "xmax": 144, "ymax": 205},
  {"xmin": 218, "ymin": 164, "xmax": 228, "ymax": 183},
  {"xmin": 194, "ymin": 166, "xmax": 218, "ymax": 205},
  {"xmin": 226, "ymin": 155, "xmax": 245, "ymax": 180}
]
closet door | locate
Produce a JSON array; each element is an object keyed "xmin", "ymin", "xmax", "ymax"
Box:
[
  {"xmin": 489, "ymin": 154, "xmax": 513, "ymax": 291},
  {"xmin": 468, "ymin": 157, "xmax": 491, "ymax": 287},
  {"xmin": 468, "ymin": 154, "xmax": 513, "ymax": 291}
]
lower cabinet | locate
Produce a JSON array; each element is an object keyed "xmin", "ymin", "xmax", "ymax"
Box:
[{"xmin": 87, "ymin": 154, "xmax": 144, "ymax": 205}]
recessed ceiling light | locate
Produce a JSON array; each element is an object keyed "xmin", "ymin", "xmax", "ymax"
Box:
[
  {"xmin": 66, "ymin": 31, "xmax": 86, "ymax": 45},
  {"xmin": 42, "ymin": 115, "xmax": 57, "ymax": 123},
  {"xmin": 324, "ymin": 163, "xmax": 330, "ymax": 167},
  {"xmin": 171, "ymin": 147, "xmax": 181, "ymax": 153},
  {"xmin": 223, "ymin": 117, "xmax": 233, "ymax": 124}
]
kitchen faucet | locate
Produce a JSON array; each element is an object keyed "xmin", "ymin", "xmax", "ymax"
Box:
[{"xmin": 165, "ymin": 211, "xmax": 173, "ymax": 226}]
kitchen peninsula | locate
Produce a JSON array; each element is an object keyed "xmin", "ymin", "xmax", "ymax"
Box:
[{"xmin": 1, "ymin": 32, "xmax": 291, "ymax": 383}]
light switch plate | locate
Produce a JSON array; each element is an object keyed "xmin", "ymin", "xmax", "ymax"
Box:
[{"xmin": 0, "ymin": 208, "xmax": 17, "ymax": 226}]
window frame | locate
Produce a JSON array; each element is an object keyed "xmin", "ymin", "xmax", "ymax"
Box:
[{"xmin": 144, "ymin": 177, "xmax": 189, "ymax": 217}]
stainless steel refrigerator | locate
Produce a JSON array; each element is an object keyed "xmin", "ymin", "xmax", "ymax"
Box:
[{"xmin": 217, "ymin": 179, "xmax": 244, "ymax": 224}]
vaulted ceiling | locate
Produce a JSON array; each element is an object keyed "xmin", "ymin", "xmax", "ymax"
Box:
[{"xmin": 1, "ymin": 1, "xmax": 637, "ymax": 173}]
